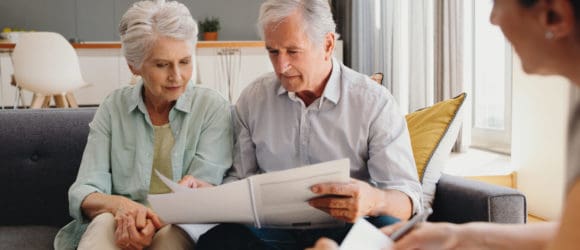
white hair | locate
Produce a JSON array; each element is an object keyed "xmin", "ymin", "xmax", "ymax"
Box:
[
  {"xmin": 257, "ymin": 0, "xmax": 338, "ymax": 47},
  {"xmin": 119, "ymin": 0, "xmax": 198, "ymax": 69}
]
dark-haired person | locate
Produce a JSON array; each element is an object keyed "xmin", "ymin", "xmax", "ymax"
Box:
[{"xmin": 310, "ymin": 0, "xmax": 580, "ymax": 249}]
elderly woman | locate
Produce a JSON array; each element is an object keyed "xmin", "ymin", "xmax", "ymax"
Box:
[{"xmin": 53, "ymin": 0, "xmax": 232, "ymax": 249}]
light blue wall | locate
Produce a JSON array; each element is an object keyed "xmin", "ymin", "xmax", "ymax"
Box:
[{"xmin": 0, "ymin": 0, "xmax": 263, "ymax": 41}]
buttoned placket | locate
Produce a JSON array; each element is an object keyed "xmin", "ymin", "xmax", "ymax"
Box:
[
  {"xmin": 170, "ymin": 120, "xmax": 181, "ymax": 181},
  {"xmin": 299, "ymin": 107, "xmax": 310, "ymax": 165}
]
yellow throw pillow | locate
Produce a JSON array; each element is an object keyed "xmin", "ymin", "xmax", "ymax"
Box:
[{"xmin": 406, "ymin": 93, "xmax": 466, "ymax": 207}]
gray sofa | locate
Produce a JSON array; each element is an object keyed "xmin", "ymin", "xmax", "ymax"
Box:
[{"xmin": 0, "ymin": 108, "xmax": 527, "ymax": 249}]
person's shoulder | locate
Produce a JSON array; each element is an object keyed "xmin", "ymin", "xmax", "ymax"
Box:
[
  {"xmin": 99, "ymin": 84, "xmax": 137, "ymax": 109},
  {"xmin": 340, "ymin": 64, "xmax": 391, "ymax": 101},
  {"xmin": 238, "ymin": 72, "xmax": 278, "ymax": 104}
]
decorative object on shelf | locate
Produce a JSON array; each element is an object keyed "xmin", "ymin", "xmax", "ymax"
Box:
[{"xmin": 199, "ymin": 17, "xmax": 221, "ymax": 41}]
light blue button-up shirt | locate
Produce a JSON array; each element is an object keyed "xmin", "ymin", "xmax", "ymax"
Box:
[
  {"xmin": 54, "ymin": 81, "xmax": 233, "ymax": 249},
  {"xmin": 230, "ymin": 59, "xmax": 422, "ymax": 214}
]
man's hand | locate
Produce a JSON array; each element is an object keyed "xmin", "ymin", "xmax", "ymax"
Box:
[
  {"xmin": 309, "ymin": 178, "xmax": 379, "ymax": 222},
  {"xmin": 178, "ymin": 175, "xmax": 214, "ymax": 188}
]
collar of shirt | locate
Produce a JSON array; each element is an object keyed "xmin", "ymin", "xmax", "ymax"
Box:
[
  {"xmin": 126, "ymin": 80, "xmax": 195, "ymax": 115},
  {"xmin": 276, "ymin": 58, "xmax": 342, "ymax": 109}
]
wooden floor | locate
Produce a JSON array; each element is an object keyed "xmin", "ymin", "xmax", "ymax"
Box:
[
  {"xmin": 464, "ymin": 172, "xmax": 517, "ymax": 188},
  {"xmin": 528, "ymin": 214, "xmax": 546, "ymax": 223}
]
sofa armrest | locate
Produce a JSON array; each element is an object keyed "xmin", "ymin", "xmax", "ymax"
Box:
[{"xmin": 428, "ymin": 174, "xmax": 527, "ymax": 224}]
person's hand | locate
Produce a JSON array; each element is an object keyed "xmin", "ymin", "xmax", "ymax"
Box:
[
  {"xmin": 112, "ymin": 196, "xmax": 164, "ymax": 249},
  {"xmin": 178, "ymin": 175, "xmax": 214, "ymax": 188},
  {"xmin": 305, "ymin": 238, "xmax": 339, "ymax": 250},
  {"xmin": 381, "ymin": 221, "xmax": 459, "ymax": 250},
  {"xmin": 309, "ymin": 178, "xmax": 379, "ymax": 222},
  {"xmin": 114, "ymin": 214, "xmax": 156, "ymax": 250}
]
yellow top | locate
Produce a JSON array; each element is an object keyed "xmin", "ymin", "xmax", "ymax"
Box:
[{"xmin": 149, "ymin": 124, "xmax": 174, "ymax": 194}]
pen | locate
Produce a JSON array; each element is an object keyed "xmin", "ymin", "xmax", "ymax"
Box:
[{"xmin": 390, "ymin": 207, "xmax": 433, "ymax": 241}]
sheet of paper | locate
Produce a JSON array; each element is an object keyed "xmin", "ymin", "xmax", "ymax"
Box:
[
  {"xmin": 148, "ymin": 158, "xmax": 351, "ymax": 228},
  {"xmin": 148, "ymin": 179, "xmax": 255, "ymax": 224},
  {"xmin": 340, "ymin": 218, "xmax": 393, "ymax": 250},
  {"xmin": 154, "ymin": 169, "xmax": 193, "ymax": 193},
  {"xmin": 252, "ymin": 158, "xmax": 350, "ymax": 228},
  {"xmin": 177, "ymin": 224, "xmax": 217, "ymax": 241}
]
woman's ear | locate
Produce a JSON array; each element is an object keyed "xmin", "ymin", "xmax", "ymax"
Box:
[
  {"xmin": 542, "ymin": 0, "xmax": 575, "ymax": 39},
  {"xmin": 128, "ymin": 64, "xmax": 140, "ymax": 76}
]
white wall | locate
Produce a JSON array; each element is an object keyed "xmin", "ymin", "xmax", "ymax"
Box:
[{"xmin": 512, "ymin": 55, "xmax": 569, "ymax": 220}]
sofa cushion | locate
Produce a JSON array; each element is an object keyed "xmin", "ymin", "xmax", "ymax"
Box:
[
  {"xmin": 406, "ymin": 93, "xmax": 466, "ymax": 208},
  {"xmin": 0, "ymin": 108, "xmax": 95, "ymax": 227},
  {"xmin": 0, "ymin": 225, "xmax": 59, "ymax": 250}
]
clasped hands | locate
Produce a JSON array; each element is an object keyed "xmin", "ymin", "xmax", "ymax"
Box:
[
  {"xmin": 308, "ymin": 178, "xmax": 379, "ymax": 223},
  {"xmin": 113, "ymin": 175, "xmax": 212, "ymax": 250}
]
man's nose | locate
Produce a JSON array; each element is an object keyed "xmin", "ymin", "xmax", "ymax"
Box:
[{"xmin": 276, "ymin": 54, "xmax": 291, "ymax": 73}]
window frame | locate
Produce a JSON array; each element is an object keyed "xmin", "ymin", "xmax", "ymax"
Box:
[{"xmin": 468, "ymin": 0, "xmax": 513, "ymax": 154}]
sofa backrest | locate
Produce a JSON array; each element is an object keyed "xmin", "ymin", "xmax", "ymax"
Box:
[{"xmin": 0, "ymin": 108, "xmax": 96, "ymax": 227}]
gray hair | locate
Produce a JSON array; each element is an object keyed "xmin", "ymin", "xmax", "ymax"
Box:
[
  {"xmin": 119, "ymin": 0, "xmax": 197, "ymax": 69},
  {"xmin": 257, "ymin": 0, "xmax": 338, "ymax": 47}
]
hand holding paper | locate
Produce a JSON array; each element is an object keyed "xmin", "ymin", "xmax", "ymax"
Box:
[
  {"xmin": 154, "ymin": 169, "xmax": 194, "ymax": 193},
  {"xmin": 178, "ymin": 174, "xmax": 214, "ymax": 189},
  {"xmin": 309, "ymin": 178, "xmax": 380, "ymax": 223},
  {"xmin": 148, "ymin": 159, "xmax": 350, "ymax": 228}
]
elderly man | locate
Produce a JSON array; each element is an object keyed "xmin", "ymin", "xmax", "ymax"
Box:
[{"xmin": 197, "ymin": 0, "xmax": 422, "ymax": 249}]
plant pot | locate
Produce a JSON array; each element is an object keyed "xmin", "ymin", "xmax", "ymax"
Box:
[{"xmin": 203, "ymin": 32, "xmax": 218, "ymax": 41}]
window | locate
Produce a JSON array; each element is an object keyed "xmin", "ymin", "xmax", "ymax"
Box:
[{"xmin": 469, "ymin": 0, "xmax": 512, "ymax": 154}]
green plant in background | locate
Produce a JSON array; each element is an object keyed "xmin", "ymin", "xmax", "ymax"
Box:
[{"xmin": 199, "ymin": 17, "xmax": 221, "ymax": 33}]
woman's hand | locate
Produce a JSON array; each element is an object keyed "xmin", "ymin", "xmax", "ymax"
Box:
[
  {"xmin": 112, "ymin": 196, "xmax": 164, "ymax": 249},
  {"xmin": 114, "ymin": 214, "xmax": 156, "ymax": 250},
  {"xmin": 178, "ymin": 175, "xmax": 214, "ymax": 188}
]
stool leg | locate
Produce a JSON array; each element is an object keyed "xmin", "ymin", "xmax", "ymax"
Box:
[
  {"xmin": 65, "ymin": 92, "xmax": 78, "ymax": 108},
  {"xmin": 54, "ymin": 94, "xmax": 68, "ymax": 108},
  {"xmin": 30, "ymin": 93, "xmax": 45, "ymax": 109},
  {"xmin": 42, "ymin": 96, "xmax": 51, "ymax": 108}
]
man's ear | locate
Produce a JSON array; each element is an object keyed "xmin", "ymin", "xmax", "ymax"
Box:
[
  {"xmin": 542, "ymin": 0, "xmax": 575, "ymax": 39},
  {"xmin": 323, "ymin": 32, "xmax": 335, "ymax": 61}
]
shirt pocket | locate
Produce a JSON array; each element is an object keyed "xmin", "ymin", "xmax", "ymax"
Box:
[{"xmin": 110, "ymin": 144, "xmax": 141, "ymax": 194}]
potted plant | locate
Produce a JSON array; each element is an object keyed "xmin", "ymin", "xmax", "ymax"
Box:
[{"xmin": 199, "ymin": 17, "xmax": 220, "ymax": 41}]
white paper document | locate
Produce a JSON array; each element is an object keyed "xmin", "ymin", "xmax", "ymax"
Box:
[
  {"xmin": 340, "ymin": 218, "xmax": 393, "ymax": 250},
  {"xmin": 148, "ymin": 158, "xmax": 350, "ymax": 229}
]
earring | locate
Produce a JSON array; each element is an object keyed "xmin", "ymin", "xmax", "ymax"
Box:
[{"xmin": 545, "ymin": 30, "xmax": 554, "ymax": 40}]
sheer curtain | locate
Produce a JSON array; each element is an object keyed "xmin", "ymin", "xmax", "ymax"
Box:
[
  {"xmin": 351, "ymin": 0, "xmax": 434, "ymax": 114},
  {"xmin": 351, "ymin": 0, "xmax": 466, "ymax": 150},
  {"xmin": 435, "ymin": 0, "xmax": 466, "ymax": 151}
]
